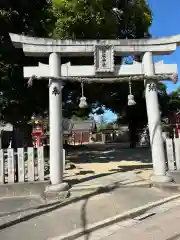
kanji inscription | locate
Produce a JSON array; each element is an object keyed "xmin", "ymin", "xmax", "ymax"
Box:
[
  {"xmin": 52, "ymin": 86, "xmax": 60, "ymax": 95},
  {"xmin": 94, "ymin": 45, "xmax": 114, "ymax": 73},
  {"xmin": 148, "ymin": 83, "xmax": 157, "ymax": 92}
]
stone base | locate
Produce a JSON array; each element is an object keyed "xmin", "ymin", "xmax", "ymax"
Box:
[
  {"xmin": 167, "ymin": 171, "xmax": 180, "ymax": 184},
  {"xmin": 0, "ymin": 181, "xmax": 50, "ymax": 198},
  {"xmin": 151, "ymin": 174, "xmax": 173, "ymax": 183},
  {"xmin": 43, "ymin": 182, "xmax": 70, "ymax": 203}
]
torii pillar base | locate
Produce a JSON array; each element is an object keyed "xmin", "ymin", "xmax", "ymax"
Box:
[
  {"xmin": 43, "ymin": 182, "xmax": 70, "ymax": 203},
  {"xmin": 151, "ymin": 175, "xmax": 173, "ymax": 183}
]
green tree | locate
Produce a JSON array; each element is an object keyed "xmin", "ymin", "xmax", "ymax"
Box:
[
  {"xmin": 52, "ymin": 0, "xmax": 151, "ymax": 39},
  {"xmin": 165, "ymin": 87, "xmax": 180, "ymax": 114},
  {"xmin": 0, "ymin": 0, "xmax": 54, "ymax": 124}
]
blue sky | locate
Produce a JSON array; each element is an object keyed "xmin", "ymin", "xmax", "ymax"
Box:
[
  {"xmin": 95, "ymin": 0, "xmax": 180, "ymax": 123},
  {"xmin": 149, "ymin": 0, "xmax": 180, "ymax": 93}
]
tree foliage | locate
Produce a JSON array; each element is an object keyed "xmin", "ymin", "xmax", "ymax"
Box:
[
  {"xmin": 0, "ymin": 0, "xmax": 54, "ymax": 124},
  {"xmin": 52, "ymin": 0, "xmax": 152, "ymax": 39},
  {"xmin": 162, "ymin": 87, "xmax": 180, "ymax": 116}
]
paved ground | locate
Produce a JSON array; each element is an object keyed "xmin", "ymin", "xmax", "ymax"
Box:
[
  {"xmin": 0, "ymin": 187, "xmax": 175, "ymax": 240},
  {"xmin": 103, "ymin": 204, "xmax": 180, "ymax": 240},
  {"xmin": 75, "ymin": 198, "xmax": 180, "ymax": 240},
  {"xmin": 0, "ymin": 196, "xmax": 44, "ymax": 216}
]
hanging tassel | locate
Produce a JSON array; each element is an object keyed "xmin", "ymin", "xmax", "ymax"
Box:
[
  {"xmin": 79, "ymin": 81, "xmax": 88, "ymax": 108},
  {"xmin": 27, "ymin": 75, "xmax": 37, "ymax": 87},
  {"xmin": 128, "ymin": 79, "xmax": 136, "ymax": 106}
]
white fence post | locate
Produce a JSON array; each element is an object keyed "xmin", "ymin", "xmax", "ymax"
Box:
[
  {"xmin": 17, "ymin": 148, "xmax": 25, "ymax": 182},
  {"xmin": 7, "ymin": 148, "xmax": 15, "ymax": 183},
  {"xmin": 27, "ymin": 147, "xmax": 35, "ymax": 182},
  {"xmin": 63, "ymin": 149, "xmax": 65, "ymax": 173},
  {"xmin": 37, "ymin": 146, "xmax": 44, "ymax": 181},
  {"xmin": 0, "ymin": 149, "xmax": 4, "ymax": 184},
  {"xmin": 166, "ymin": 138, "xmax": 175, "ymax": 171},
  {"xmin": 174, "ymin": 138, "xmax": 180, "ymax": 170}
]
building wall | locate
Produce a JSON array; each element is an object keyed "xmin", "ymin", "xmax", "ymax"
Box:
[{"xmin": 71, "ymin": 131, "xmax": 91, "ymax": 145}]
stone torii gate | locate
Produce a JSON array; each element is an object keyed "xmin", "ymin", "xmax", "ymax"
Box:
[{"xmin": 9, "ymin": 33, "xmax": 179, "ymax": 195}]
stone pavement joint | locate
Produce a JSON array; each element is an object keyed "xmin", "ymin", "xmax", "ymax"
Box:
[
  {"xmin": 133, "ymin": 212, "xmax": 156, "ymax": 221},
  {"xmin": 103, "ymin": 204, "xmax": 180, "ymax": 240}
]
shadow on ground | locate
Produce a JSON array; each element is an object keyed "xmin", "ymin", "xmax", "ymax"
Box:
[
  {"xmin": 0, "ymin": 182, "xmax": 120, "ymax": 231},
  {"xmin": 67, "ymin": 143, "xmax": 152, "ymax": 164},
  {"xmin": 65, "ymin": 164, "xmax": 152, "ymax": 186}
]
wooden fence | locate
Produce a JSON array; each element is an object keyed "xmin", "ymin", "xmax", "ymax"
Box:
[
  {"xmin": 165, "ymin": 138, "xmax": 180, "ymax": 171},
  {"xmin": 0, "ymin": 147, "xmax": 65, "ymax": 184}
]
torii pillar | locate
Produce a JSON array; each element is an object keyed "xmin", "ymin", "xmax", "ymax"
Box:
[
  {"xmin": 44, "ymin": 53, "xmax": 69, "ymax": 196},
  {"xmin": 143, "ymin": 52, "xmax": 172, "ymax": 182},
  {"xmin": 49, "ymin": 53, "xmax": 63, "ymax": 184}
]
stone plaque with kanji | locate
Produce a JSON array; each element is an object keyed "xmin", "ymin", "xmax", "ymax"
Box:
[{"xmin": 94, "ymin": 45, "xmax": 114, "ymax": 73}]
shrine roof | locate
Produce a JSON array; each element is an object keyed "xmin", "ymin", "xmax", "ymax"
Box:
[{"xmin": 71, "ymin": 119, "xmax": 96, "ymax": 131}]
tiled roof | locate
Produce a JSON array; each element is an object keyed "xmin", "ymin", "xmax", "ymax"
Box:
[
  {"xmin": 28, "ymin": 118, "xmax": 95, "ymax": 134},
  {"xmin": 71, "ymin": 120, "xmax": 96, "ymax": 131}
]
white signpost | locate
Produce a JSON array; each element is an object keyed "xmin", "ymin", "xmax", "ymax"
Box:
[{"xmin": 9, "ymin": 33, "xmax": 180, "ymax": 195}]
